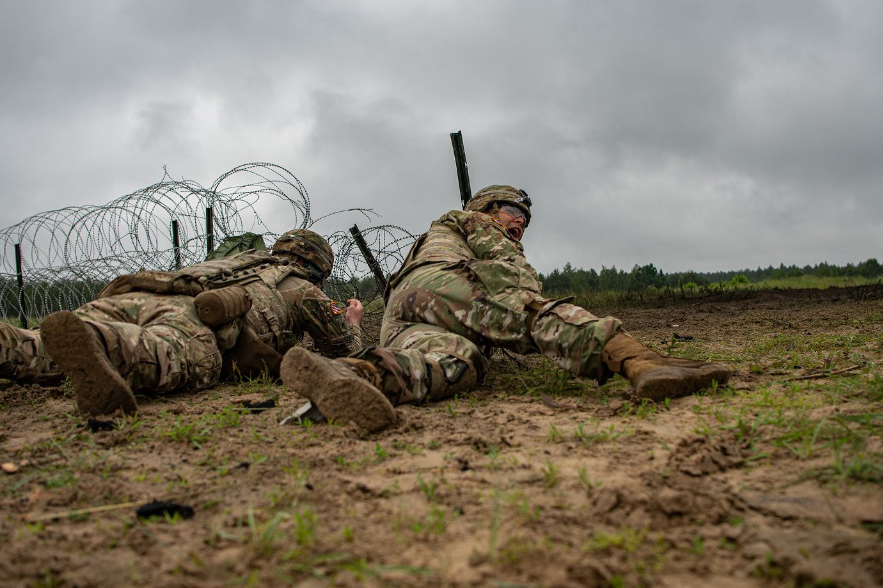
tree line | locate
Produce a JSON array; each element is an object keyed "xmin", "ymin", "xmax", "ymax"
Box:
[
  {"xmin": 0, "ymin": 277, "xmax": 106, "ymax": 325},
  {"xmin": 5, "ymin": 258, "xmax": 879, "ymax": 323},
  {"xmin": 539, "ymin": 258, "xmax": 883, "ymax": 295}
]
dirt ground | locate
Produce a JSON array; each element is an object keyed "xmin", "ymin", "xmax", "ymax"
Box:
[{"xmin": 1, "ymin": 286, "xmax": 882, "ymax": 587}]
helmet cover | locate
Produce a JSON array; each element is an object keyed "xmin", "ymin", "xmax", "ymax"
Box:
[
  {"xmin": 271, "ymin": 229, "xmax": 334, "ymax": 278},
  {"xmin": 465, "ymin": 185, "xmax": 532, "ymax": 227}
]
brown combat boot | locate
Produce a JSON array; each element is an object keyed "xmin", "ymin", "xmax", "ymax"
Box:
[
  {"xmin": 601, "ymin": 333, "xmax": 730, "ymax": 401},
  {"xmin": 280, "ymin": 347, "xmax": 396, "ymax": 432},
  {"xmin": 40, "ymin": 311, "xmax": 138, "ymax": 416},
  {"xmin": 221, "ymin": 326, "xmax": 284, "ymax": 379}
]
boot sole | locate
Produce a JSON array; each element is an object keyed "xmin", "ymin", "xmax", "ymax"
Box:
[
  {"xmin": 634, "ymin": 364, "xmax": 731, "ymax": 402},
  {"xmin": 280, "ymin": 347, "xmax": 395, "ymax": 432},
  {"xmin": 40, "ymin": 311, "xmax": 138, "ymax": 416}
]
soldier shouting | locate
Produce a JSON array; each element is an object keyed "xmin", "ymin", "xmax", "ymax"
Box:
[{"xmin": 279, "ymin": 186, "xmax": 730, "ymax": 432}]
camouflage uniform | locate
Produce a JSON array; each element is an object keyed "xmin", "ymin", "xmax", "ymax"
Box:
[
  {"xmin": 0, "ymin": 251, "xmax": 359, "ymax": 394},
  {"xmin": 0, "ymin": 292, "xmax": 221, "ymax": 391},
  {"xmin": 353, "ymin": 207, "xmax": 621, "ymax": 405},
  {"xmin": 0, "ymin": 322, "xmax": 62, "ymax": 383},
  {"xmin": 211, "ymin": 261, "xmax": 360, "ymax": 370},
  {"xmin": 279, "ymin": 186, "xmax": 729, "ymax": 432}
]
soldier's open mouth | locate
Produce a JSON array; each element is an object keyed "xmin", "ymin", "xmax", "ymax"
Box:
[{"xmin": 508, "ymin": 227, "xmax": 523, "ymax": 241}]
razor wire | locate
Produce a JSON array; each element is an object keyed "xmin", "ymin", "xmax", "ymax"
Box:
[{"xmin": 0, "ymin": 162, "xmax": 416, "ymax": 325}]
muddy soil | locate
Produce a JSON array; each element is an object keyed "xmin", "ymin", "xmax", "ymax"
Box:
[{"xmin": 1, "ymin": 286, "xmax": 882, "ymax": 587}]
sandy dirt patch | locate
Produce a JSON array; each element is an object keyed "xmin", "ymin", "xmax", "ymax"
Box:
[{"xmin": 2, "ymin": 286, "xmax": 882, "ymax": 587}]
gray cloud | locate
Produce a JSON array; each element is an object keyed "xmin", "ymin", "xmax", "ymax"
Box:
[{"xmin": 1, "ymin": 0, "xmax": 880, "ymax": 275}]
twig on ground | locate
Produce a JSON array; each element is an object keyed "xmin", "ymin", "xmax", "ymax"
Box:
[
  {"xmin": 540, "ymin": 394, "xmax": 577, "ymax": 410},
  {"xmin": 22, "ymin": 501, "xmax": 143, "ymax": 522},
  {"xmin": 784, "ymin": 364, "xmax": 864, "ymax": 382},
  {"xmin": 21, "ymin": 482, "xmax": 231, "ymax": 522}
]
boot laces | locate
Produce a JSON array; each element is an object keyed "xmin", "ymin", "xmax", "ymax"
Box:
[{"xmin": 338, "ymin": 358, "xmax": 382, "ymax": 388}]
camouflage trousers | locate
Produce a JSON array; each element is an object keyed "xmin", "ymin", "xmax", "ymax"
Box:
[
  {"xmin": 369, "ymin": 263, "xmax": 621, "ymax": 405},
  {"xmin": 0, "ymin": 292, "xmax": 221, "ymax": 394},
  {"xmin": 0, "ymin": 322, "xmax": 62, "ymax": 383}
]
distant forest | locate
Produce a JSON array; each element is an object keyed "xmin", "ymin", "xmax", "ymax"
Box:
[
  {"xmin": 539, "ymin": 258, "xmax": 883, "ymax": 295},
  {"xmin": 5, "ymin": 259, "xmax": 880, "ymax": 321}
]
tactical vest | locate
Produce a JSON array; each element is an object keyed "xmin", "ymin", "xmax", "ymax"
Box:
[
  {"xmin": 98, "ymin": 251, "xmax": 308, "ymax": 298},
  {"xmin": 99, "ymin": 250, "xmax": 312, "ymax": 350},
  {"xmin": 384, "ymin": 211, "xmax": 473, "ymax": 301}
]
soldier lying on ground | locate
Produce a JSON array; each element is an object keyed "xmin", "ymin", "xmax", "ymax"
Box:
[
  {"xmin": 0, "ymin": 229, "xmax": 364, "ymax": 416},
  {"xmin": 278, "ymin": 186, "xmax": 731, "ymax": 432}
]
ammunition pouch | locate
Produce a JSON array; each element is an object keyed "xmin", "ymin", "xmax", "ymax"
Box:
[{"xmin": 194, "ymin": 286, "xmax": 253, "ymax": 328}]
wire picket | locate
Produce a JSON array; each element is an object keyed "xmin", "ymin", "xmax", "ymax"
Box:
[{"xmin": 0, "ymin": 162, "xmax": 415, "ymax": 324}]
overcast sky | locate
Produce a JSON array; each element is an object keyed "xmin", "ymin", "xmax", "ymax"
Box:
[{"xmin": 1, "ymin": 0, "xmax": 880, "ymax": 275}]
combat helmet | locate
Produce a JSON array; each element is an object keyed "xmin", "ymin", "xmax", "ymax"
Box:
[
  {"xmin": 465, "ymin": 185, "xmax": 532, "ymax": 227},
  {"xmin": 272, "ymin": 229, "xmax": 334, "ymax": 283}
]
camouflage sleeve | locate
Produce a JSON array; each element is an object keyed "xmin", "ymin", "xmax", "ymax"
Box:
[
  {"xmin": 325, "ymin": 309, "xmax": 364, "ymax": 354},
  {"xmin": 278, "ymin": 280, "xmax": 355, "ymax": 358},
  {"xmin": 300, "ymin": 290, "xmax": 356, "ymax": 358},
  {"xmin": 346, "ymin": 320, "xmax": 363, "ymax": 353},
  {"xmin": 440, "ymin": 210, "xmax": 545, "ymax": 295}
]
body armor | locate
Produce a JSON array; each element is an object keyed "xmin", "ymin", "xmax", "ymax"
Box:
[
  {"xmin": 98, "ymin": 250, "xmax": 311, "ymax": 353},
  {"xmin": 98, "ymin": 251, "xmax": 308, "ymax": 299}
]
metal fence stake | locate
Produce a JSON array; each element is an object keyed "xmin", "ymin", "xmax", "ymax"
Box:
[
  {"xmin": 350, "ymin": 224, "xmax": 388, "ymax": 295},
  {"xmin": 14, "ymin": 243, "xmax": 27, "ymax": 329},
  {"xmin": 172, "ymin": 220, "xmax": 182, "ymax": 269},
  {"xmin": 205, "ymin": 207, "xmax": 214, "ymax": 256}
]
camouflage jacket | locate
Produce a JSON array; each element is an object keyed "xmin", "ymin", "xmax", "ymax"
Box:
[
  {"xmin": 386, "ymin": 209, "xmax": 545, "ymax": 302},
  {"xmin": 240, "ymin": 273, "xmax": 359, "ymax": 358},
  {"xmin": 100, "ymin": 251, "xmax": 358, "ymax": 358}
]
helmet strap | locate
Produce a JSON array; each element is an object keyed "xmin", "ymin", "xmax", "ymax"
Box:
[
  {"xmin": 290, "ymin": 257, "xmax": 324, "ymax": 286},
  {"xmin": 306, "ymin": 262, "xmax": 326, "ymax": 286}
]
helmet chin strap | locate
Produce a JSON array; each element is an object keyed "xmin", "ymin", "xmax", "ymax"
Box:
[{"xmin": 292, "ymin": 256, "xmax": 326, "ymax": 286}]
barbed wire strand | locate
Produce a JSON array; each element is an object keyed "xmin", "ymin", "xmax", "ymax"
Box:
[{"xmin": 0, "ymin": 162, "xmax": 416, "ymax": 324}]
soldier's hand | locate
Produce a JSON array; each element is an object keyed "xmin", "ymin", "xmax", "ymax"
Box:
[{"xmin": 345, "ymin": 299, "xmax": 364, "ymax": 326}]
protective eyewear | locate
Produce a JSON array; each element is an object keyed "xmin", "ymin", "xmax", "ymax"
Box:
[{"xmin": 499, "ymin": 204, "xmax": 528, "ymax": 220}]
